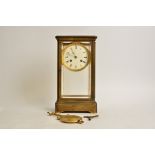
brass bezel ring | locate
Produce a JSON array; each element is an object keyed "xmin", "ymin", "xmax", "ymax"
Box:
[{"xmin": 62, "ymin": 43, "xmax": 90, "ymax": 72}]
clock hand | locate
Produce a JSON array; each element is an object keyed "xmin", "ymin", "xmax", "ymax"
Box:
[
  {"xmin": 71, "ymin": 48, "xmax": 77, "ymax": 58},
  {"xmin": 67, "ymin": 53, "xmax": 74, "ymax": 57},
  {"xmin": 68, "ymin": 52, "xmax": 77, "ymax": 59},
  {"xmin": 71, "ymin": 50, "xmax": 74, "ymax": 55},
  {"xmin": 71, "ymin": 51, "xmax": 77, "ymax": 58},
  {"xmin": 71, "ymin": 51, "xmax": 78, "ymax": 59}
]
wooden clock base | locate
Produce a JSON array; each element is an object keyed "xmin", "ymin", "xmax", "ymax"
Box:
[{"xmin": 55, "ymin": 100, "xmax": 97, "ymax": 113}]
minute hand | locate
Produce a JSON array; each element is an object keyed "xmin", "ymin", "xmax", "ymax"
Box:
[
  {"xmin": 71, "ymin": 51, "xmax": 77, "ymax": 59},
  {"xmin": 71, "ymin": 50, "xmax": 76, "ymax": 56}
]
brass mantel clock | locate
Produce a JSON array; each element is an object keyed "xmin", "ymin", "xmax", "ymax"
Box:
[{"xmin": 55, "ymin": 36, "xmax": 97, "ymax": 113}]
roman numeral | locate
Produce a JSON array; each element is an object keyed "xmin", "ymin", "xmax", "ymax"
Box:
[{"xmin": 80, "ymin": 59, "xmax": 86, "ymax": 63}]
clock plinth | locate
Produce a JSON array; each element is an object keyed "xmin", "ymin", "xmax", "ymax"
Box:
[
  {"xmin": 55, "ymin": 36, "xmax": 97, "ymax": 113},
  {"xmin": 55, "ymin": 100, "xmax": 97, "ymax": 113}
]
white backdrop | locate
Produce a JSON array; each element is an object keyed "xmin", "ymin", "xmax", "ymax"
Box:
[{"xmin": 0, "ymin": 26, "xmax": 155, "ymax": 128}]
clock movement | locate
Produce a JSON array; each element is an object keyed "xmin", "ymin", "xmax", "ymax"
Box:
[{"xmin": 55, "ymin": 36, "xmax": 97, "ymax": 113}]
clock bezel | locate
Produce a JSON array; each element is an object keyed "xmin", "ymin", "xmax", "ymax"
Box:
[{"xmin": 62, "ymin": 43, "xmax": 91, "ymax": 72}]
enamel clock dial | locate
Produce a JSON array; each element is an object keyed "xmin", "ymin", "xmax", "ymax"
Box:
[
  {"xmin": 62, "ymin": 44, "xmax": 90, "ymax": 71},
  {"xmin": 55, "ymin": 36, "xmax": 97, "ymax": 113}
]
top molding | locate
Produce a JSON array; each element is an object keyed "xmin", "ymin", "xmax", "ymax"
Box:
[{"xmin": 55, "ymin": 36, "xmax": 97, "ymax": 41}]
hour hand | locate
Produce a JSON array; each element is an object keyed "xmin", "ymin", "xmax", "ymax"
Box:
[
  {"xmin": 71, "ymin": 48, "xmax": 76, "ymax": 56},
  {"xmin": 69, "ymin": 52, "xmax": 77, "ymax": 59},
  {"xmin": 67, "ymin": 52, "xmax": 74, "ymax": 57}
]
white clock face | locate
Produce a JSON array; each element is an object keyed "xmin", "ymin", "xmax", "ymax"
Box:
[{"xmin": 62, "ymin": 44, "xmax": 90, "ymax": 71}]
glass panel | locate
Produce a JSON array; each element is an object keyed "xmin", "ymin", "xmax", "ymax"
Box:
[{"xmin": 61, "ymin": 41, "xmax": 91, "ymax": 98}]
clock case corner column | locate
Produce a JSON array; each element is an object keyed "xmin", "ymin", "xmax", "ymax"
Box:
[
  {"xmin": 55, "ymin": 38, "xmax": 62, "ymax": 112},
  {"xmin": 90, "ymin": 39, "xmax": 97, "ymax": 113}
]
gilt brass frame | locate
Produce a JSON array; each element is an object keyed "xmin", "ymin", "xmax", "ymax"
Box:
[{"xmin": 55, "ymin": 36, "xmax": 97, "ymax": 113}]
